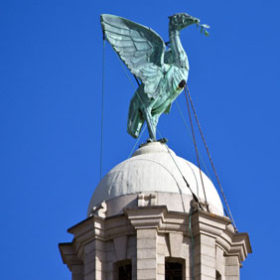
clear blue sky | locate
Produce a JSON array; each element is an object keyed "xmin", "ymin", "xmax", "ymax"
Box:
[{"xmin": 1, "ymin": 0, "xmax": 279, "ymax": 279}]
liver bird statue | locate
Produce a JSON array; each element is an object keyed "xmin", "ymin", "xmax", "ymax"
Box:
[{"xmin": 101, "ymin": 13, "xmax": 209, "ymax": 141}]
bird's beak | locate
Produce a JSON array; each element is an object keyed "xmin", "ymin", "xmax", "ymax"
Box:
[{"xmin": 189, "ymin": 16, "xmax": 200, "ymax": 25}]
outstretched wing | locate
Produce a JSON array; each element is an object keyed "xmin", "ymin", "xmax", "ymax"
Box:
[{"xmin": 101, "ymin": 14, "xmax": 166, "ymax": 98}]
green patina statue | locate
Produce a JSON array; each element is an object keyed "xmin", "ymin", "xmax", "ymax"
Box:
[{"xmin": 101, "ymin": 13, "xmax": 209, "ymax": 140}]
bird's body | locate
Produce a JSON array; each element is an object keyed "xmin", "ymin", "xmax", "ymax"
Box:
[
  {"xmin": 100, "ymin": 13, "xmax": 202, "ymax": 140},
  {"xmin": 128, "ymin": 64, "xmax": 189, "ymax": 138}
]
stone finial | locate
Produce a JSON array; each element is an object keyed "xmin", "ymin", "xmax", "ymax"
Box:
[
  {"xmin": 137, "ymin": 193, "xmax": 157, "ymax": 207},
  {"xmin": 89, "ymin": 201, "xmax": 107, "ymax": 218}
]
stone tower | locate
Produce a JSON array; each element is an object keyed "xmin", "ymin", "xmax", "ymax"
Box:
[{"xmin": 59, "ymin": 142, "xmax": 251, "ymax": 280}]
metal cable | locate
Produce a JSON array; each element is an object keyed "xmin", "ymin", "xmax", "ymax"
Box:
[
  {"xmin": 156, "ymin": 130, "xmax": 201, "ymax": 206},
  {"xmin": 117, "ymin": 55, "xmax": 137, "ymax": 89},
  {"xmin": 99, "ymin": 38, "xmax": 106, "ymax": 180},
  {"xmin": 184, "ymin": 88, "xmax": 209, "ymax": 211},
  {"xmin": 185, "ymin": 85, "xmax": 237, "ymax": 230},
  {"xmin": 127, "ymin": 124, "xmax": 147, "ymax": 158},
  {"xmin": 175, "ymin": 100, "xmax": 212, "ymax": 178}
]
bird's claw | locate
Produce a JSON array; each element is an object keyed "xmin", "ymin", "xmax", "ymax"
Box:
[{"xmin": 158, "ymin": 138, "xmax": 168, "ymax": 144}]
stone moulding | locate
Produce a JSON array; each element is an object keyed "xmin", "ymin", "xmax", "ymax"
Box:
[{"xmin": 59, "ymin": 205, "xmax": 251, "ymax": 279}]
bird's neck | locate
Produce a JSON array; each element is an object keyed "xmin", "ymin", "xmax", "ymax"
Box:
[{"xmin": 168, "ymin": 28, "xmax": 189, "ymax": 69}]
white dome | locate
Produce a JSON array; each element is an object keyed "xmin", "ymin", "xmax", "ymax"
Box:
[{"xmin": 88, "ymin": 142, "xmax": 224, "ymax": 216}]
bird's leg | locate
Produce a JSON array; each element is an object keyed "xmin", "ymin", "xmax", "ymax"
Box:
[
  {"xmin": 151, "ymin": 114, "xmax": 160, "ymax": 140},
  {"xmin": 143, "ymin": 107, "xmax": 157, "ymax": 141}
]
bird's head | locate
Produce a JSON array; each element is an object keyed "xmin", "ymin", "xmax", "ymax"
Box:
[{"xmin": 169, "ymin": 13, "xmax": 200, "ymax": 31}]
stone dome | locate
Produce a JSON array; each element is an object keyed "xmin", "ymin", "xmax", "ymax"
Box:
[{"xmin": 88, "ymin": 142, "xmax": 224, "ymax": 216}]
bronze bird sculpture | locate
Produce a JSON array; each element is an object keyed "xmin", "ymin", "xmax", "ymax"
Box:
[{"xmin": 101, "ymin": 13, "xmax": 208, "ymax": 140}]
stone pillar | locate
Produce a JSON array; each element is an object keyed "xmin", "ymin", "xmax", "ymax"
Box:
[
  {"xmin": 125, "ymin": 205, "xmax": 166, "ymax": 280},
  {"xmin": 216, "ymin": 246, "xmax": 225, "ymax": 278},
  {"xmin": 137, "ymin": 229, "xmax": 157, "ymax": 280},
  {"xmin": 189, "ymin": 208, "xmax": 251, "ymax": 280},
  {"xmin": 225, "ymin": 256, "xmax": 240, "ymax": 280},
  {"xmin": 83, "ymin": 239, "xmax": 105, "ymax": 280},
  {"xmin": 193, "ymin": 234, "xmax": 216, "ymax": 280}
]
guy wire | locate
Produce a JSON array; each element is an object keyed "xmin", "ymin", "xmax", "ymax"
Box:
[
  {"xmin": 184, "ymin": 87, "xmax": 209, "ymax": 211},
  {"xmin": 185, "ymin": 84, "xmax": 237, "ymax": 230},
  {"xmin": 175, "ymin": 100, "xmax": 212, "ymax": 178},
  {"xmin": 99, "ymin": 37, "xmax": 106, "ymax": 180}
]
